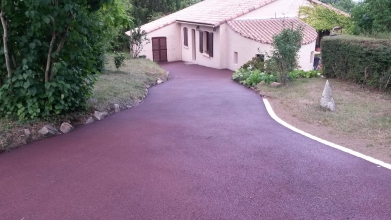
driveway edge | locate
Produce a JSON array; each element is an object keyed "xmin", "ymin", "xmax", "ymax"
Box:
[{"xmin": 263, "ymin": 98, "xmax": 391, "ymax": 170}]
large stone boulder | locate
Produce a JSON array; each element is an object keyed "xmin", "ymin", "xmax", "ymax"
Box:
[
  {"xmin": 114, "ymin": 104, "xmax": 120, "ymax": 113},
  {"xmin": 320, "ymin": 80, "xmax": 336, "ymax": 111},
  {"xmin": 60, "ymin": 122, "xmax": 74, "ymax": 134},
  {"xmin": 93, "ymin": 111, "xmax": 108, "ymax": 121}
]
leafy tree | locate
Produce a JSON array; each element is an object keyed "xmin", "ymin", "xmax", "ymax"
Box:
[
  {"xmin": 0, "ymin": 0, "xmax": 128, "ymax": 120},
  {"xmin": 320, "ymin": 0, "xmax": 356, "ymax": 12},
  {"xmin": 131, "ymin": 0, "xmax": 202, "ymax": 24},
  {"xmin": 268, "ymin": 24, "xmax": 303, "ymax": 84},
  {"xmin": 351, "ymin": 0, "xmax": 391, "ymax": 34},
  {"xmin": 299, "ymin": 4, "xmax": 354, "ymax": 33},
  {"xmin": 129, "ymin": 27, "xmax": 150, "ymax": 58}
]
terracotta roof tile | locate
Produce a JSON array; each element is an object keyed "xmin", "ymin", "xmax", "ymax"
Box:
[
  {"xmin": 228, "ymin": 18, "xmax": 318, "ymax": 45},
  {"xmin": 132, "ymin": 0, "xmax": 277, "ymax": 34}
]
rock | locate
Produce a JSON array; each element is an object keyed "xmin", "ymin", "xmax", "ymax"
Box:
[
  {"xmin": 320, "ymin": 80, "xmax": 336, "ymax": 111},
  {"xmin": 127, "ymin": 105, "xmax": 133, "ymax": 109},
  {"xmin": 271, "ymin": 82, "xmax": 282, "ymax": 87},
  {"xmin": 60, "ymin": 122, "xmax": 74, "ymax": 134},
  {"xmin": 24, "ymin": 129, "xmax": 32, "ymax": 142},
  {"xmin": 24, "ymin": 129, "xmax": 31, "ymax": 137},
  {"xmin": 38, "ymin": 124, "xmax": 58, "ymax": 137},
  {"xmin": 157, "ymin": 79, "xmax": 164, "ymax": 84},
  {"xmin": 86, "ymin": 117, "xmax": 95, "ymax": 124},
  {"xmin": 93, "ymin": 111, "xmax": 108, "ymax": 121},
  {"xmin": 258, "ymin": 81, "xmax": 266, "ymax": 86},
  {"xmin": 114, "ymin": 104, "xmax": 120, "ymax": 113}
]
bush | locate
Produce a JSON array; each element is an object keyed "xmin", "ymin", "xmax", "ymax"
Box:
[
  {"xmin": 289, "ymin": 70, "xmax": 321, "ymax": 79},
  {"xmin": 114, "ymin": 53, "xmax": 126, "ymax": 69},
  {"xmin": 268, "ymin": 25, "xmax": 303, "ymax": 84},
  {"xmin": 241, "ymin": 56, "xmax": 265, "ymax": 72},
  {"xmin": 321, "ymin": 35, "xmax": 391, "ymax": 90},
  {"xmin": 232, "ymin": 67, "xmax": 277, "ymax": 87}
]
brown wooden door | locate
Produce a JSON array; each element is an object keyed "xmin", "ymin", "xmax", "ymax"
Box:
[{"xmin": 152, "ymin": 37, "xmax": 168, "ymax": 62}]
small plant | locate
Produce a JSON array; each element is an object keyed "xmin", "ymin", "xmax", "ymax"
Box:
[
  {"xmin": 129, "ymin": 27, "xmax": 151, "ymax": 58},
  {"xmin": 114, "ymin": 52, "xmax": 126, "ymax": 69},
  {"xmin": 268, "ymin": 23, "xmax": 303, "ymax": 84},
  {"xmin": 232, "ymin": 66, "xmax": 277, "ymax": 87},
  {"xmin": 241, "ymin": 56, "xmax": 265, "ymax": 72},
  {"xmin": 289, "ymin": 70, "xmax": 322, "ymax": 79}
]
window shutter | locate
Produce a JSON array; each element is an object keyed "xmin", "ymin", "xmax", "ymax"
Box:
[
  {"xmin": 199, "ymin": 31, "xmax": 203, "ymax": 53},
  {"xmin": 208, "ymin": 32, "xmax": 214, "ymax": 57},
  {"xmin": 184, "ymin": 28, "xmax": 188, "ymax": 46}
]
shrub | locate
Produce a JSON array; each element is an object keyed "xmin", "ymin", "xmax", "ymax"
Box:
[
  {"xmin": 321, "ymin": 35, "xmax": 391, "ymax": 90},
  {"xmin": 232, "ymin": 67, "xmax": 277, "ymax": 87},
  {"xmin": 114, "ymin": 53, "xmax": 126, "ymax": 69},
  {"xmin": 241, "ymin": 56, "xmax": 265, "ymax": 72},
  {"xmin": 289, "ymin": 70, "xmax": 321, "ymax": 79},
  {"xmin": 268, "ymin": 24, "xmax": 303, "ymax": 84}
]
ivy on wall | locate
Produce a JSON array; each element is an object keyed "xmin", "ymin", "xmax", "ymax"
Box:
[{"xmin": 299, "ymin": 4, "xmax": 354, "ymax": 34}]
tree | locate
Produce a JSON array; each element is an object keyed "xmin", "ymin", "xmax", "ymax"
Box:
[
  {"xmin": 129, "ymin": 27, "xmax": 150, "ymax": 58},
  {"xmin": 0, "ymin": 0, "xmax": 128, "ymax": 120},
  {"xmin": 320, "ymin": 0, "xmax": 356, "ymax": 12},
  {"xmin": 131, "ymin": 0, "xmax": 202, "ymax": 24},
  {"xmin": 299, "ymin": 4, "xmax": 354, "ymax": 33},
  {"xmin": 268, "ymin": 24, "xmax": 303, "ymax": 84},
  {"xmin": 351, "ymin": 0, "xmax": 391, "ymax": 34}
]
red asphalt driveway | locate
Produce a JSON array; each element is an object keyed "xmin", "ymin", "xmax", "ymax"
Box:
[{"xmin": 1, "ymin": 62, "xmax": 391, "ymax": 219}]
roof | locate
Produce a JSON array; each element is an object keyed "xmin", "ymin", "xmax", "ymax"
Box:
[
  {"xmin": 228, "ymin": 18, "xmax": 318, "ymax": 45},
  {"xmin": 127, "ymin": 0, "xmax": 277, "ymax": 34},
  {"xmin": 308, "ymin": 0, "xmax": 350, "ymax": 17}
]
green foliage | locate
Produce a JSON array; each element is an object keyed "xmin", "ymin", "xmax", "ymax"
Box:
[
  {"xmin": 129, "ymin": 27, "xmax": 150, "ymax": 58},
  {"xmin": 321, "ymin": 35, "xmax": 391, "ymax": 91},
  {"xmin": 268, "ymin": 24, "xmax": 303, "ymax": 84},
  {"xmin": 0, "ymin": 0, "xmax": 114, "ymax": 120},
  {"xmin": 299, "ymin": 4, "xmax": 354, "ymax": 33},
  {"xmin": 351, "ymin": 0, "xmax": 391, "ymax": 34},
  {"xmin": 131, "ymin": 0, "xmax": 201, "ymax": 24},
  {"xmin": 320, "ymin": 0, "xmax": 356, "ymax": 13},
  {"xmin": 289, "ymin": 70, "xmax": 322, "ymax": 79},
  {"xmin": 98, "ymin": 0, "xmax": 133, "ymax": 51},
  {"xmin": 240, "ymin": 56, "xmax": 265, "ymax": 72},
  {"xmin": 232, "ymin": 67, "xmax": 277, "ymax": 87},
  {"xmin": 114, "ymin": 52, "xmax": 126, "ymax": 69}
]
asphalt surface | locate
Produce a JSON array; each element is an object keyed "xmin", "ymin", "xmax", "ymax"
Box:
[{"xmin": 1, "ymin": 62, "xmax": 391, "ymax": 219}]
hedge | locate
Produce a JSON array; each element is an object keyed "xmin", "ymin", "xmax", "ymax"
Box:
[{"xmin": 321, "ymin": 35, "xmax": 391, "ymax": 91}]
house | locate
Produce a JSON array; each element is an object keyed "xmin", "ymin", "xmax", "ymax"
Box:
[{"xmin": 126, "ymin": 0, "xmax": 343, "ymax": 71}]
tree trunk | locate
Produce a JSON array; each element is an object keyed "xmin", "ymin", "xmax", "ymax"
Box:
[
  {"xmin": 45, "ymin": 31, "xmax": 56, "ymax": 83},
  {"xmin": 0, "ymin": 10, "xmax": 12, "ymax": 80},
  {"xmin": 49, "ymin": 26, "xmax": 69, "ymax": 81}
]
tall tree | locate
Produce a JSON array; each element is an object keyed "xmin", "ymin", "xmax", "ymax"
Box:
[
  {"xmin": 351, "ymin": 0, "xmax": 391, "ymax": 34},
  {"xmin": 321, "ymin": 0, "xmax": 356, "ymax": 12},
  {"xmin": 131, "ymin": 0, "xmax": 202, "ymax": 24}
]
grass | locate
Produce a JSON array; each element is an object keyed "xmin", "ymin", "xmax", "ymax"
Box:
[
  {"xmin": 91, "ymin": 56, "xmax": 168, "ymax": 111},
  {"xmin": 0, "ymin": 55, "xmax": 168, "ymax": 152},
  {"xmin": 256, "ymin": 78, "xmax": 391, "ymax": 162}
]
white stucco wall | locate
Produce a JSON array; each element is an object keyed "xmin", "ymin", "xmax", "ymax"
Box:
[
  {"xmin": 226, "ymin": 25, "xmax": 272, "ymax": 71},
  {"xmin": 180, "ymin": 24, "xmax": 223, "ymax": 69},
  {"xmin": 226, "ymin": 25, "xmax": 316, "ymax": 71},
  {"xmin": 139, "ymin": 23, "xmax": 181, "ymax": 62},
  {"xmin": 238, "ymin": 0, "xmax": 312, "ymax": 19},
  {"xmin": 298, "ymin": 41, "xmax": 316, "ymax": 71}
]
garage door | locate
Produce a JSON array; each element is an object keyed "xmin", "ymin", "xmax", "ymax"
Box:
[{"xmin": 152, "ymin": 37, "xmax": 168, "ymax": 62}]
